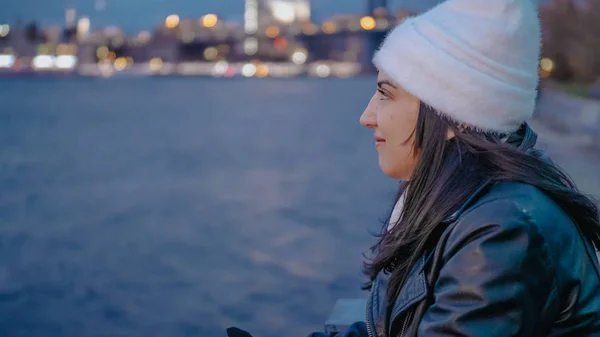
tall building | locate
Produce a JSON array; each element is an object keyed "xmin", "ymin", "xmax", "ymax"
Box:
[
  {"xmin": 66, "ymin": 8, "xmax": 77, "ymax": 28},
  {"xmin": 244, "ymin": 0, "xmax": 260, "ymax": 34},
  {"xmin": 77, "ymin": 17, "xmax": 91, "ymax": 40},
  {"xmin": 44, "ymin": 26, "xmax": 63, "ymax": 44},
  {"xmin": 266, "ymin": 0, "xmax": 311, "ymax": 24},
  {"xmin": 245, "ymin": 0, "xmax": 311, "ymax": 32}
]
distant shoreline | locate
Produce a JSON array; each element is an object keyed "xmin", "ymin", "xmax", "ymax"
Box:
[{"xmin": 0, "ymin": 60, "xmax": 373, "ymax": 79}]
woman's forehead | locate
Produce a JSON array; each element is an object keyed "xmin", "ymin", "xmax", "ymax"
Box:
[{"xmin": 376, "ymin": 71, "xmax": 401, "ymax": 88}]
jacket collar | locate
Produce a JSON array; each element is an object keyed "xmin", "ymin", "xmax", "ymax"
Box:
[{"xmin": 507, "ymin": 122, "xmax": 537, "ymax": 151}]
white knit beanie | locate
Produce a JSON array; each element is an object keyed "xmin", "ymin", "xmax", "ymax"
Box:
[{"xmin": 373, "ymin": 0, "xmax": 541, "ymax": 134}]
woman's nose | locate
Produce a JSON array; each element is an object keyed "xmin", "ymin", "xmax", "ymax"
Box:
[{"xmin": 360, "ymin": 105, "xmax": 377, "ymax": 128}]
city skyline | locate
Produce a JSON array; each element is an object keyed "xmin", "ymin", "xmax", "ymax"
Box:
[{"xmin": 0, "ymin": 0, "xmax": 443, "ymax": 33}]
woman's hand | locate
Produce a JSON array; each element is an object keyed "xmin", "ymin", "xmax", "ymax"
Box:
[{"xmin": 226, "ymin": 327, "xmax": 254, "ymax": 337}]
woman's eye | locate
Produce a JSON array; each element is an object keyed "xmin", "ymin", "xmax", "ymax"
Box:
[{"xmin": 377, "ymin": 89, "xmax": 389, "ymax": 100}]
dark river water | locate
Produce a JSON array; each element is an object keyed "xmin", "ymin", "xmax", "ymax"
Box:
[{"xmin": 0, "ymin": 77, "xmax": 398, "ymax": 337}]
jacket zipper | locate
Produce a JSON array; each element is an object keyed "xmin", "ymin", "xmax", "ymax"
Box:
[
  {"xmin": 366, "ymin": 292, "xmax": 375, "ymax": 337},
  {"xmin": 398, "ymin": 311, "xmax": 414, "ymax": 337}
]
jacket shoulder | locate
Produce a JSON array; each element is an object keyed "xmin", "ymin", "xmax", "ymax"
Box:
[
  {"xmin": 442, "ymin": 182, "xmax": 599, "ymax": 286},
  {"xmin": 435, "ymin": 185, "xmax": 600, "ymax": 334},
  {"xmin": 440, "ymin": 182, "xmax": 581, "ymax": 270},
  {"xmin": 453, "ymin": 182, "xmax": 574, "ymax": 237}
]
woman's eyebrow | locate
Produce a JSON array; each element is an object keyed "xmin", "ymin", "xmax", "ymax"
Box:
[{"xmin": 377, "ymin": 80, "xmax": 396, "ymax": 89}]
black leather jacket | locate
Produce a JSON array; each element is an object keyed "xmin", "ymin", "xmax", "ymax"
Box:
[{"xmin": 366, "ymin": 126, "xmax": 600, "ymax": 337}]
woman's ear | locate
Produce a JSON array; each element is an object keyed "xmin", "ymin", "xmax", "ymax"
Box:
[{"xmin": 448, "ymin": 123, "xmax": 470, "ymax": 139}]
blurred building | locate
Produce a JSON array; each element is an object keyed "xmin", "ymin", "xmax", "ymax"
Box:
[
  {"xmin": 150, "ymin": 15, "xmax": 243, "ymax": 63},
  {"xmin": 0, "ymin": 1, "xmax": 415, "ymax": 77},
  {"xmin": 65, "ymin": 8, "xmax": 77, "ymax": 29},
  {"xmin": 241, "ymin": 0, "xmax": 312, "ymax": 61},
  {"xmin": 367, "ymin": 0, "xmax": 388, "ymax": 14},
  {"xmin": 298, "ymin": 15, "xmax": 365, "ymax": 63},
  {"xmin": 77, "ymin": 17, "xmax": 90, "ymax": 41},
  {"xmin": 44, "ymin": 26, "xmax": 63, "ymax": 44},
  {"xmin": 0, "ymin": 24, "xmax": 37, "ymax": 58},
  {"xmin": 265, "ymin": 0, "xmax": 311, "ymax": 24},
  {"xmin": 244, "ymin": 0, "xmax": 262, "ymax": 34}
]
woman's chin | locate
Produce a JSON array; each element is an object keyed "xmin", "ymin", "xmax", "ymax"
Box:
[
  {"xmin": 379, "ymin": 158, "xmax": 411, "ymax": 181},
  {"xmin": 378, "ymin": 162, "xmax": 399, "ymax": 180}
]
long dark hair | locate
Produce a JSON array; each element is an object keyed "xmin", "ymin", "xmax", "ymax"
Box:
[{"xmin": 363, "ymin": 102, "xmax": 600, "ymax": 302}]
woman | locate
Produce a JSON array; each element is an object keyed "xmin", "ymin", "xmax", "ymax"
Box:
[
  {"xmin": 228, "ymin": 0, "xmax": 600, "ymax": 336},
  {"xmin": 350, "ymin": 0, "xmax": 600, "ymax": 335}
]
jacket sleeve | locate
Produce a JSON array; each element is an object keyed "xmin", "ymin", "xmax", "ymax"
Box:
[
  {"xmin": 417, "ymin": 199, "xmax": 557, "ymax": 336},
  {"xmin": 307, "ymin": 322, "xmax": 368, "ymax": 337}
]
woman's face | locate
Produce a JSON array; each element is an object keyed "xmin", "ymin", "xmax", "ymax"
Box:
[{"xmin": 360, "ymin": 71, "xmax": 421, "ymax": 181}]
